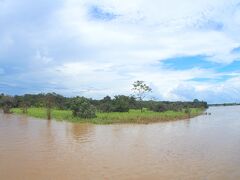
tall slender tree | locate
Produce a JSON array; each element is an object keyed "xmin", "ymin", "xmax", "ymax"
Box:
[
  {"xmin": 132, "ymin": 80, "xmax": 152, "ymax": 112},
  {"xmin": 45, "ymin": 93, "xmax": 55, "ymax": 120}
]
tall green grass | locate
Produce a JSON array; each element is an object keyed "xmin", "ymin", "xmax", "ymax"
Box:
[{"xmin": 11, "ymin": 108, "xmax": 204, "ymax": 124}]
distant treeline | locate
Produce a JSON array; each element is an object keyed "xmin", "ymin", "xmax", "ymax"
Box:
[
  {"xmin": 0, "ymin": 92, "xmax": 208, "ymax": 115},
  {"xmin": 209, "ymin": 103, "xmax": 240, "ymax": 106}
]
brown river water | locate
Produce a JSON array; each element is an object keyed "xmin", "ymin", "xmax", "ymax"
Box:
[{"xmin": 0, "ymin": 106, "xmax": 240, "ymax": 180}]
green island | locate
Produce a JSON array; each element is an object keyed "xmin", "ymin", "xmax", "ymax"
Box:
[
  {"xmin": 1, "ymin": 81, "xmax": 208, "ymax": 124},
  {"xmin": 11, "ymin": 107, "xmax": 205, "ymax": 124}
]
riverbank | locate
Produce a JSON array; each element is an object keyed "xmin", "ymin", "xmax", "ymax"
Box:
[{"xmin": 11, "ymin": 108, "xmax": 205, "ymax": 124}]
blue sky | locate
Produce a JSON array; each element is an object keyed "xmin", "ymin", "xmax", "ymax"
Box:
[{"xmin": 1, "ymin": 0, "xmax": 240, "ymax": 103}]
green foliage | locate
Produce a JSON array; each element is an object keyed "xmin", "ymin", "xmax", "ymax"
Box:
[
  {"xmin": 132, "ymin": 80, "xmax": 152, "ymax": 100},
  {"xmin": 184, "ymin": 108, "xmax": 191, "ymax": 114},
  {"xmin": 99, "ymin": 96, "xmax": 113, "ymax": 112},
  {"xmin": 70, "ymin": 97, "xmax": 96, "ymax": 118},
  {"xmin": 193, "ymin": 99, "xmax": 200, "ymax": 103},
  {"xmin": 112, "ymin": 95, "xmax": 130, "ymax": 112},
  {"xmin": 147, "ymin": 100, "xmax": 208, "ymax": 112},
  {"xmin": 14, "ymin": 94, "xmax": 45, "ymax": 107},
  {"xmin": 15, "ymin": 95, "xmax": 31, "ymax": 113},
  {"xmin": 0, "ymin": 95, "xmax": 15, "ymax": 113},
  {"xmin": 14, "ymin": 93, "xmax": 68, "ymax": 110},
  {"xmin": 149, "ymin": 102, "xmax": 168, "ymax": 112},
  {"xmin": 132, "ymin": 80, "xmax": 152, "ymax": 112},
  {"xmin": 2, "ymin": 91, "xmax": 208, "ymax": 118}
]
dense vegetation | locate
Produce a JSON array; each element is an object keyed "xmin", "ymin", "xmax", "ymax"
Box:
[
  {"xmin": 0, "ymin": 92, "xmax": 208, "ymax": 124},
  {"xmin": 0, "ymin": 93, "xmax": 208, "ymax": 112},
  {"xmin": 209, "ymin": 103, "xmax": 240, "ymax": 106},
  {"xmin": 0, "ymin": 81, "xmax": 208, "ymax": 124}
]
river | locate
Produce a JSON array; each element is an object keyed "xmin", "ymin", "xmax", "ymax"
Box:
[{"xmin": 0, "ymin": 106, "xmax": 240, "ymax": 180}]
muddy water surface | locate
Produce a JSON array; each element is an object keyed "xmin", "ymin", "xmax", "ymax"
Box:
[{"xmin": 0, "ymin": 106, "xmax": 240, "ymax": 180}]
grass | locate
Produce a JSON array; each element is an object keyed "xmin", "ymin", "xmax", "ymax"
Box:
[{"xmin": 11, "ymin": 108, "xmax": 205, "ymax": 124}]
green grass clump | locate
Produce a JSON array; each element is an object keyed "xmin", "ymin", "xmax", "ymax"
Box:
[{"xmin": 11, "ymin": 108, "xmax": 204, "ymax": 124}]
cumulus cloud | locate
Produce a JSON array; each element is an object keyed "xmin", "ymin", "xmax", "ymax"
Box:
[
  {"xmin": 172, "ymin": 77, "xmax": 240, "ymax": 103},
  {"xmin": 0, "ymin": 0, "xmax": 240, "ymax": 103}
]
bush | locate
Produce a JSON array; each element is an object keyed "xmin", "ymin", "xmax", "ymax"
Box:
[
  {"xmin": 99, "ymin": 103, "xmax": 113, "ymax": 112},
  {"xmin": 99, "ymin": 96, "xmax": 113, "ymax": 112},
  {"xmin": 112, "ymin": 95, "xmax": 130, "ymax": 112},
  {"xmin": 70, "ymin": 97, "xmax": 96, "ymax": 118},
  {"xmin": 0, "ymin": 95, "xmax": 15, "ymax": 113},
  {"xmin": 149, "ymin": 102, "xmax": 168, "ymax": 112},
  {"xmin": 184, "ymin": 108, "xmax": 191, "ymax": 114}
]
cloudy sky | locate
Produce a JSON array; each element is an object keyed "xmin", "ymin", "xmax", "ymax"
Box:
[{"xmin": 1, "ymin": 0, "xmax": 240, "ymax": 103}]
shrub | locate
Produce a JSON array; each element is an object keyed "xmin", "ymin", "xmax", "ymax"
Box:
[
  {"xmin": 149, "ymin": 102, "xmax": 168, "ymax": 112},
  {"xmin": 99, "ymin": 96, "xmax": 113, "ymax": 112},
  {"xmin": 112, "ymin": 95, "xmax": 130, "ymax": 112},
  {"xmin": 0, "ymin": 96, "xmax": 15, "ymax": 114},
  {"xmin": 70, "ymin": 97, "xmax": 96, "ymax": 118},
  {"xmin": 184, "ymin": 108, "xmax": 191, "ymax": 118},
  {"xmin": 99, "ymin": 103, "xmax": 113, "ymax": 112}
]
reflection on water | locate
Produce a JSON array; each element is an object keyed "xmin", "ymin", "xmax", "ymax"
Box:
[
  {"xmin": 66, "ymin": 123, "xmax": 94, "ymax": 142},
  {"xmin": 0, "ymin": 106, "xmax": 240, "ymax": 180}
]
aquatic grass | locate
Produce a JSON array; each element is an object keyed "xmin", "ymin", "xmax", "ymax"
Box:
[{"xmin": 11, "ymin": 108, "xmax": 205, "ymax": 124}]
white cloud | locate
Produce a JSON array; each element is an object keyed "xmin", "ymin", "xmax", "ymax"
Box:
[
  {"xmin": 1, "ymin": 0, "xmax": 240, "ymax": 103},
  {"xmin": 53, "ymin": 0, "xmax": 240, "ymax": 63},
  {"xmin": 172, "ymin": 76, "xmax": 240, "ymax": 103}
]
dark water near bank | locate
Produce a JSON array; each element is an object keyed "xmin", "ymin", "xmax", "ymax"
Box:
[{"xmin": 0, "ymin": 106, "xmax": 240, "ymax": 180}]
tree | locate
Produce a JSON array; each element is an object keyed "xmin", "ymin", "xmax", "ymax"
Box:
[
  {"xmin": 15, "ymin": 95, "xmax": 31, "ymax": 114},
  {"xmin": 149, "ymin": 102, "xmax": 168, "ymax": 112},
  {"xmin": 132, "ymin": 80, "xmax": 152, "ymax": 112},
  {"xmin": 45, "ymin": 93, "xmax": 56, "ymax": 120},
  {"xmin": 99, "ymin": 96, "xmax": 113, "ymax": 112},
  {"xmin": 0, "ymin": 95, "xmax": 15, "ymax": 114},
  {"xmin": 193, "ymin": 99, "xmax": 200, "ymax": 103},
  {"xmin": 112, "ymin": 95, "xmax": 130, "ymax": 112},
  {"xmin": 70, "ymin": 97, "xmax": 96, "ymax": 118},
  {"xmin": 50, "ymin": 93, "xmax": 67, "ymax": 110}
]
